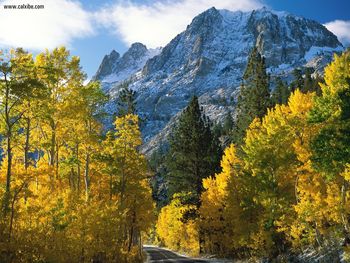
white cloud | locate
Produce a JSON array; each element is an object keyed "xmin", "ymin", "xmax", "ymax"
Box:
[
  {"xmin": 0, "ymin": 0, "xmax": 94, "ymax": 50},
  {"xmin": 324, "ymin": 20, "xmax": 350, "ymax": 46},
  {"xmin": 95, "ymin": 0, "xmax": 263, "ymax": 48}
]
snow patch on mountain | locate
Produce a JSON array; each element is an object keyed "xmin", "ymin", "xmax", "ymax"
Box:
[
  {"xmin": 93, "ymin": 7, "xmax": 344, "ymax": 155},
  {"xmin": 94, "ymin": 43, "xmax": 161, "ymax": 85},
  {"xmin": 304, "ymin": 45, "xmax": 343, "ymax": 61}
]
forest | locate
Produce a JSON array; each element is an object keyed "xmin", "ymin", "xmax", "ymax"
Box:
[
  {"xmin": 0, "ymin": 48, "xmax": 154, "ymax": 262},
  {"xmin": 154, "ymin": 48, "xmax": 350, "ymax": 261},
  {"xmin": 0, "ymin": 46, "xmax": 350, "ymax": 262}
]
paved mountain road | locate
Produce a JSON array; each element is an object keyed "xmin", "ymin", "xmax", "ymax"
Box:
[{"xmin": 144, "ymin": 246, "xmax": 209, "ymax": 263}]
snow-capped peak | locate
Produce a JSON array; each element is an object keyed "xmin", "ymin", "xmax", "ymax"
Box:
[
  {"xmin": 93, "ymin": 7, "xmax": 343, "ymax": 155},
  {"xmin": 94, "ymin": 43, "xmax": 162, "ymax": 84}
]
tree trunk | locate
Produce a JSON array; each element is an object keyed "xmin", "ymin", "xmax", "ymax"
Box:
[
  {"xmin": 341, "ymin": 180, "xmax": 350, "ymax": 246},
  {"xmin": 24, "ymin": 117, "xmax": 30, "ymax": 170},
  {"xmin": 314, "ymin": 222, "xmax": 322, "ymax": 247},
  {"xmin": 295, "ymin": 173, "xmax": 300, "ymax": 204},
  {"xmin": 119, "ymin": 142, "xmax": 127, "ymax": 209},
  {"xmin": 76, "ymin": 144, "xmax": 81, "ymax": 193},
  {"xmin": 48, "ymin": 123, "xmax": 56, "ymax": 186},
  {"xmin": 6, "ymin": 134, "xmax": 12, "ymax": 195},
  {"xmin": 70, "ymin": 168, "xmax": 76, "ymax": 190},
  {"xmin": 109, "ymin": 173, "xmax": 113, "ymax": 200},
  {"xmin": 56, "ymin": 142, "xmax": 59, "ymax": 180},
  {"xmin": 49, "ymin": 124, "xmax": 55, "ymax": 167},
  {"xmin": 84, "ymin": 152, "xmax": 90, "ymax": 202},
  {"xmin": 128, "ymin": 209, "xmax": 137, "ymax": 252},
  {"xmin": 8, "ymin": 184, "xmax": 24, "ymax": 242},
  {"xmin": 23, "ymin": 116, "xmax": 31, "ymax": 203},
  {"xmin": 3, "ymin": 78, "xmax": 12, "ymax": 214}
]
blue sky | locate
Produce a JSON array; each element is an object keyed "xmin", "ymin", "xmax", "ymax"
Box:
[{"xmin": 0, "ymin": 0, "xmax": 349, "ymax": 79}]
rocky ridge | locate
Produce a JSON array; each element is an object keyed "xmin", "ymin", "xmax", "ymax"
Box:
[{"xmin": 94, "ymin": 7, "xmax": 343, "ymax": 155}]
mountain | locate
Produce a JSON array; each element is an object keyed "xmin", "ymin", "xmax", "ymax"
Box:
[
  {"xmin": 94, "ymin": 7, "xmax": 343, "ymax": 155},
  {"xmin": 93, "ymin": 42, "xmax": 161, "ymax": 89}
]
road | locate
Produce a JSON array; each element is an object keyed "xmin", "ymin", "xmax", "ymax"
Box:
[{"xmin": 144, "ymin": 246, "xmax": 209, "ymax": 263}]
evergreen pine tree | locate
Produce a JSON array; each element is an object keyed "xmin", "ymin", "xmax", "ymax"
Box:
[
  {"xmin": 271, "ymin": 77, "xmax": 290, "ymax": 106},
  {"xmin": 166, "ymin": 96, "xmax": 222, "ymax": 206},
  {"xmin": 303, "ymin": 68, "xmax": 323, "ymax": 95},
  {"xmin": 290, "ymin": 68, "xmax": 304, "ymax": 92},
  {"xmin": 222, "ymin": 112, "xmax": 234, "ymax": 135},
  {"xmin": 149, "ymin": 145, "xmax": 170, "ymax": 207},
  {"xmin": 117, "ymin": 82, "xmax": 136, "ymax": 116},
  {"xmin": 232, "ymin": 47, "xmax": 271, "ymax": 144},
  {"xmin": 313, "ymin": 73, "xmax": 324, "ymax": 96},
  {"xmin": 302, "ymin": 67, "xmax": 313, "ymax": 93}
]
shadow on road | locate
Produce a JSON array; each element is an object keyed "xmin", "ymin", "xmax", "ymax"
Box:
[{"xmin": 144, "ymin": 246, "xmax": 208, "ymax": 263}]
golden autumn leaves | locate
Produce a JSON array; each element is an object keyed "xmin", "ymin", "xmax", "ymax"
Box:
[
  {"xmin": 0, "ymin": 47, "xmax": 154, "ymax": 263},
  {"xmin": 156, "ymin": 51, "xmax": 350, "ymax": 259},
  {"xmin": 1, "ymin": 45, "xmax": 350, "ymax": 262}
]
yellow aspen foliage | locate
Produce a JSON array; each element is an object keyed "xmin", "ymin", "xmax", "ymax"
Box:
[
  {"xmin": 283, "ymin": 51, "xmax": 350, "ymax": 252},
  {"xmin": 0, "ymin": 48, "xmax": 155, "ymax": 263},
  {"xmin": 321, "ymin": 51, "xmax": 350, "ymax": 96},
  {"xmin": 240, "ymin": 90, "xmax": 318, "ymax": 255},
  {"xmin": 156, "ymin": 193, "xmax": 200, "ymax": 255},
  {"xmin": 200, "ymin": 144, "xmax": 243, "ymax": 255},
  {"xmin": 158, "ymin": 51, "xmax": 350, "ymax": 259},
  {"xmin": 101, "ymin": 114, "xmax": 155, "ymax": 258},
  {"xmin": 342, "ymin": 165, "xmax": 350, "ymax": 182}
]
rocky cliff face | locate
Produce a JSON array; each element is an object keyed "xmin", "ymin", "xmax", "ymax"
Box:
[
  {"xmin": 93, "ymin": 43, "xmax": 161, "ymax": 90},
  {"xmin": 94, "ymin": 50, "xmax": 120, "ymax": 81},
  {"xmin": 94, "ymin": 7, "xmax": 343, "ymax": 155}
]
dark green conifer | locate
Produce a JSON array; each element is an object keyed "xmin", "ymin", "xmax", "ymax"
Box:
[
  {"xmin": 232, "ymin": 47, "xmax": 271, "ymax": 144},
  {"xmin": 271, "ymin": 77, "xmax": 290, "ymax": 106},
  {"xmin": 117, "ymin": 82, "xmax": 136, "ymax": 116},
  {"xmin": 290, "ymin": 68, "xmax": 304, "ymax": 92},
  {"xmin": 222, "ymin": 112, "xmax": 234, "ymax": 135},
  {"xmin": 166, "ymin": 96, "xmax": 222, "ymax": 205}
]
